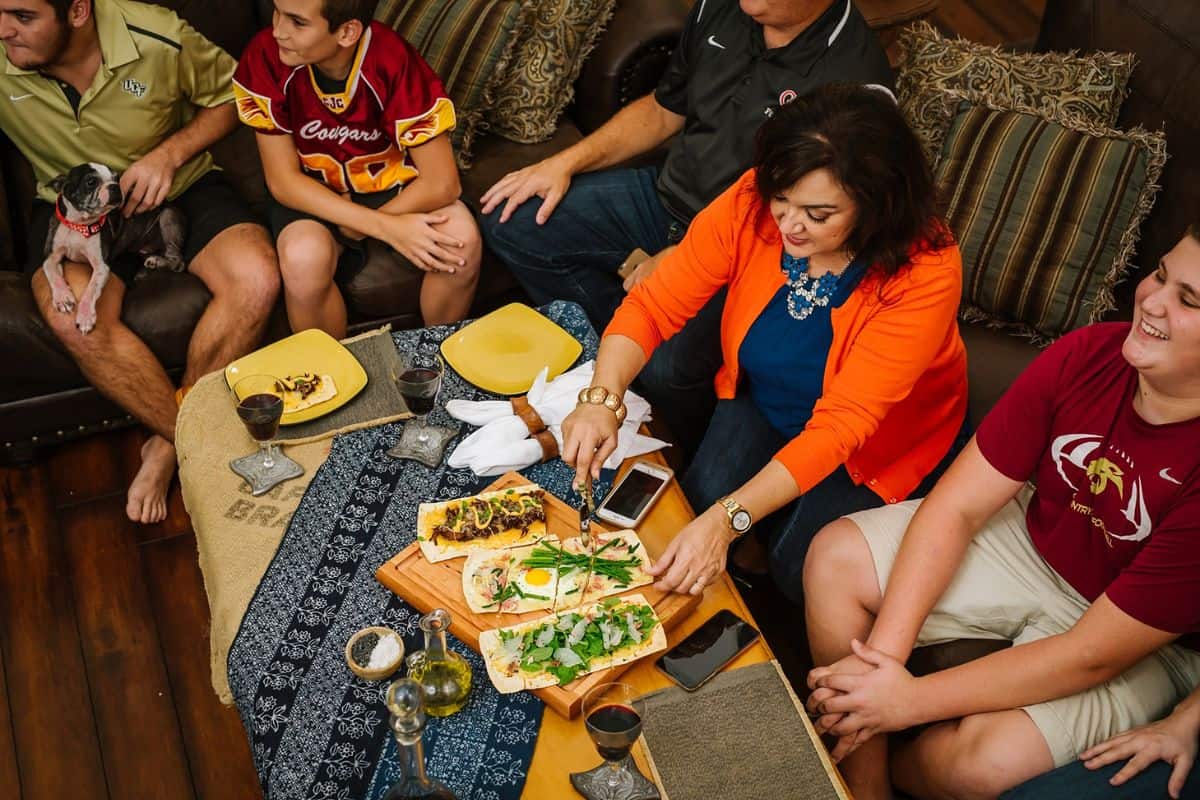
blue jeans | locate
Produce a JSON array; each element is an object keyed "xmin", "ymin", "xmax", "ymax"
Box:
[
  {"xmin": 481, "ymin": 166, "xmax": 724, "ymax": 460},
  {"xmin": 1002, "ymin": 759, "xmax": 1200, "ymax": 799},
  {"xmin": 682, "ymin": 393, "xmax": 968, "ymax": 603}
]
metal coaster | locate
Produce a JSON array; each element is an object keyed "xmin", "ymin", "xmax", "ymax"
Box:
[
  {"xmin": 385, "ymin": 422, "xmax": 457, "ymax": 469},
  {"xmin": 570, "ymin": 756, "xmax": 661, "ymax": 800},
  {"xmin": 230, "ymin": 450, "xmax": 305, "ymax": 496}
]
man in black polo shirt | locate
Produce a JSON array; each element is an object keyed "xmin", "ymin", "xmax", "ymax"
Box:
[{"xmin": 479, "ymin": 0, "xmax": 892, "ymax": 456}]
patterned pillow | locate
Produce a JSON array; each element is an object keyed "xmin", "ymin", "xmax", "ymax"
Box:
[
  {"xmin": 375, "ymin": 0, "xmax": 529, "ymax": 168},
  {"xmin": 486, "ymin": 0, "xmax": 618, "ymax": 144},
  {"xmin": 937, "ymin": 93, "xmax": 1166, "ymax": 343},
  {"xmin": 898, "ymin": 21, "xmax": 1136, "ymax": 168}
]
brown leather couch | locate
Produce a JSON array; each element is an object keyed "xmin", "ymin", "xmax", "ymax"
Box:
[
  {"xmin": 957, "ymin": 0, "xmax": 1200, "ymax": 432},
  {"xmin": 0, "ymin": 0, "xmax": 688, "ymax": 462}
]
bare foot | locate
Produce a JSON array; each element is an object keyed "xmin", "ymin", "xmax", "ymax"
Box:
[{"xmin": 127, "ymin": 435, "xmax": 176, "ymax": 524}]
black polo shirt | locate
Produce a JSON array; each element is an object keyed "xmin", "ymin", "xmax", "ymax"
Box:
[{"xmin": 654, "ymin": 0, "xmax": 893, "ymax": 223}]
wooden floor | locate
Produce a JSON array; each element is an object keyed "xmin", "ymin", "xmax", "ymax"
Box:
[{"xmin": 0, "ymin": 4, "xmax": 1044, "ymax": 798}]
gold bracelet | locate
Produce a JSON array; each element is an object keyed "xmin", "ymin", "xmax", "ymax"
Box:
[{"xmin": 577, "ymin": 385, "xmax": 628, "ymax": 424}]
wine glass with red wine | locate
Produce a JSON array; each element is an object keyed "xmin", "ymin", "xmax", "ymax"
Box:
[
  {"xmin": 229, "ymin": 374, "xmax": 304, "ymax": 496},
  {"xmin": 571, "ymin": 683, "xmax": 660, "ymax": 800},
  {"xmin": 386, "ymin": 351, "xmax": 456, "ymax": 467}
]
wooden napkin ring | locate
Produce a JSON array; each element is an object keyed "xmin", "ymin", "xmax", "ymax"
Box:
[
  {"xmin": 534, "ymin": 429, "xmax": 559, "ymax": 462},
  {"xmin": 511, "ymin": 395, "xmax": 547, "ymax": 434}
]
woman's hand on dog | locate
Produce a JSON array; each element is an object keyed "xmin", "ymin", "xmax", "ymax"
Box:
[
  {"xmin": 121, "ymin": 147, "xmax": 178, "ymax": 217},
  {"xmin": 375, "ymin": 212, "xmax": 465, "ymax": 273}
]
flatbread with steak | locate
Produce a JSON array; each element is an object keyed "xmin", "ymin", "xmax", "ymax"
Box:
[
  {"xmin": 478, "ymin": 594, "xmax": 666, "ymax": 694},
  {"xmin": 417, "ymin": 485, "xmax": 549, "ymax": 563}
]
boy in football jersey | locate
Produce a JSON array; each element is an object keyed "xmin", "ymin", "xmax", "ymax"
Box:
[
  {"xmin": 234, "ymin": 0, "xmax": 480, "ymax": 337},
  {"xmin": 801, "ymin": 224, "xmax": 1200, "ymax": 799}
]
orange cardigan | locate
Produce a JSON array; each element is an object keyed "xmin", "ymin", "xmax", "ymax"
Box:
[{"xmin": 606, "ymin": 170, "xmax": 968, "ymax": 503}]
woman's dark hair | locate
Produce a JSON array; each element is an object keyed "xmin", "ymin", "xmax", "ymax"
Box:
[{"xmin": 753, "ymin": 83, "xmax": 950, "ymax": 279}]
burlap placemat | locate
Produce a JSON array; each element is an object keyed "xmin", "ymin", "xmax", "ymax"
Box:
[
  {"xmin": 274, "ymin": 326, "xmax": 411, "ymax": 443},
  {"xmin": 639, "ymin": 661, "xmax": 850, "ymax": 800},
  {"xmin": 177, "ymin": 326, "xmax": 403, "ymax": 703}
]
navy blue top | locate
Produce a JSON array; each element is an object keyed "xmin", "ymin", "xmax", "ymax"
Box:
[{"xmin": 738, "ymin": 261, "xmax": 867, "ymax": 437}]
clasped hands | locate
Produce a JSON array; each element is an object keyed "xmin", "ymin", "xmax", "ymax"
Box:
[{"xmin": 805, "ymin": 639, "xmax": 920, "ymax": 762}]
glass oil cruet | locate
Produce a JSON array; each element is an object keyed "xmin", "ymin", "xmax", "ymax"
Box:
[
  {"xmin": 405, "ymin": 608, "xmax": 472, "ymax": 717},
  {"xmin": 383, "ymin": 677, "xmax": 457, "ymax": 800}
]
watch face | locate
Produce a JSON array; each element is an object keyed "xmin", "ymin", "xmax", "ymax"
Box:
[{"xmin": 732, "ymin": 510, "xmax": 752, "ymax": 532}]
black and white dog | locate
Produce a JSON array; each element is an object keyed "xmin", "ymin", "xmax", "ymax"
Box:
[{"xmin": 43, "ymin": 162, "xmax": 186, "ymax": 333}]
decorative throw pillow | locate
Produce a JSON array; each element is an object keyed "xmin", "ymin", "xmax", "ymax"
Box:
[
  {"xmin": 936, "ymin": 93, "xmax": 1166, "ymax": 343},
  {"xmin": 487, "ymin": 0, "xmax": 619, "ymax": 144},
  {"xmin": 897, "ymin": 21, "xmax": 1136, "ymax": 168},
  {"xmin": 375, "ymin": 0, "xmax": 529, "ymax": 168}
]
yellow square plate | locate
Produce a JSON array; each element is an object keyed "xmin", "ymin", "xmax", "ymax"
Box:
[
  {"xmin": 224, "ymin": 329, "xmax": 368, "ymax": 425},
  {"xmin": 440, "ymin": 303, "xmax": 583, "ymax": 395}
]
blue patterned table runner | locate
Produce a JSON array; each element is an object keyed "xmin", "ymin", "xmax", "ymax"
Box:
[{"xmin": 228, "ymin": 302, "xmax": 614, "ymax": 800}]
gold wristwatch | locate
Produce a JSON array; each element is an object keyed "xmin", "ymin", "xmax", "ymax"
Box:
[
  {"xmin": 717, "ymin": 496, "xmax": 753, "ymax": 537},
  {"xmin": 577, "ymin": 385, "xmax": 628, "ymax": 423}
]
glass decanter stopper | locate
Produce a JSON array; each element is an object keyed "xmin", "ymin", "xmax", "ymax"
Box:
[
  {"xmin": 405, "ymin": 608, "xmax": 472, "ymax": 717},
  {"xmin": 383, "ymin": 678, "xmax": 457, "ymax": 800}
]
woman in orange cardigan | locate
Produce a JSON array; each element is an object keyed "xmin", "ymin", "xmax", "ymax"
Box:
[{"xmin": 562, "ymin": 84, "xmax": 968, "ymax": 600}]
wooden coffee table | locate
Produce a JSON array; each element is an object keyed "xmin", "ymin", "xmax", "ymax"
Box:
[{"xmin": 520, "ymin": 453, "xmax": 776, "ymax": 798}]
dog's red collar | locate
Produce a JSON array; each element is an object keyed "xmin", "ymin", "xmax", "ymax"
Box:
[{"xmin": 55, "ymin": 196, "xmax": 108, "ymax": 238}]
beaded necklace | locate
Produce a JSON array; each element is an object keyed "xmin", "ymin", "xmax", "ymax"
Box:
[{"xmin": 781, "ymin": 252, "xmax": 856, "ymax": 321}]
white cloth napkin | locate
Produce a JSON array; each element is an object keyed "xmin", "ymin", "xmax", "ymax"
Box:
[{"xmin": 446, "ymin": 361, "xmax": 668, "ymax": 477}]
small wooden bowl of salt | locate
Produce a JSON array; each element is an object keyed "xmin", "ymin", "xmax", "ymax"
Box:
[{"xmin": 345, "ymin": 626, "xmax": 405, "ymax": 680}]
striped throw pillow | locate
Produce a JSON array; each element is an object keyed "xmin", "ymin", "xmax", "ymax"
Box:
[
  {"xmin": 375, "ymin": 0, "xmax": 528, "ymax": 168},
  {"xmin": 937, "ymin": 96, "xmax": 1166, "ymax": 342}
]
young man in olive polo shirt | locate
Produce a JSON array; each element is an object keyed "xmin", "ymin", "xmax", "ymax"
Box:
[
  {"xmin": 479, "ymin": 0, "xmax": 892, "ymax": 463},
  {"xmin": 0, "ymin": 0, "xmax": 280, "ymax": 524}
]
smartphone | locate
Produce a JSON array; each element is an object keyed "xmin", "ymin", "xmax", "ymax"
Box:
[
  {"xmin": 655, "ymin": 610, "xmax": 761, "ymax": 692},
  {"xmin": 594, "ymin": 460, "xmax": 673, "ymax": 528}
]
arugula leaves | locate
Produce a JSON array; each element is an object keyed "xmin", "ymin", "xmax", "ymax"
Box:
[{"xmin": 504, "ymin": 601, "xmax": 658, "ymax": 687}]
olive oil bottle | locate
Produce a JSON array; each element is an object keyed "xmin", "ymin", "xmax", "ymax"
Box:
[{"xmin": 406, "ymin": 609, "xmax": 472, "ymax": 717}]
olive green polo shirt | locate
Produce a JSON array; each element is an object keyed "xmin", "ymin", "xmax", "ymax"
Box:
[{"xmin": 0, "ymin": 0, "xmax": 237, "ymax": 203}]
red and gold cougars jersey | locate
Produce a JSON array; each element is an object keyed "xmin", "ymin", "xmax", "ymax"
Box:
[{"xmin": 233, "ymin": 22, "xmax": 455, "ymax": 195}]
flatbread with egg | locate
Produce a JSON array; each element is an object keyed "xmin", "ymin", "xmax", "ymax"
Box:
[
  {"xmin": 463, "ymin": 530, "xmax": 654, "ymax": 615},
  {"xmin": 478, "ymin": 594, "xmax": 665, "ymax": 694},
  {"xmin": 416, "ymin": 485, "xmax": 550, "ymax": 563}
]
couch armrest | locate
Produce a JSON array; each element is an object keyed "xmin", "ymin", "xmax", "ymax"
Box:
[{"xmin": 571, "ymin": 0, "xmax": 688, "ymax": 135}]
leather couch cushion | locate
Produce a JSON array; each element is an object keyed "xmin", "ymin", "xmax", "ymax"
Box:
[
  {"xmin": 1038, "ymin": 0, "xmax": 1200, "ymax": 295},
  {"xmin": 960, "ymin": 320, "xmax": 1041, "ymax": 428},
  {"xmin": 152, "ymin": 0, "xmax": 262, "ymax": 57}
]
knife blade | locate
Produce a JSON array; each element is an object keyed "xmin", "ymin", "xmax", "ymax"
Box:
[{"xmin": 577, "ymin": 479, "xmax": 597, "ymax": 608}]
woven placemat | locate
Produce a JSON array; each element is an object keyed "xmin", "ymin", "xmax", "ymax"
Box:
[
  {"xmin": 274, "ymin": 326, "xmax": 411, "ymax": 443},
  {"xmin": 639, "ymin": 661, "xmax": 849, "ymax": 800}
]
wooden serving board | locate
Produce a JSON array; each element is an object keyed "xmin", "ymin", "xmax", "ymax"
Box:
[{"xmin": 375, "ymin": 471, "xmax": 701, "ymax": 718}]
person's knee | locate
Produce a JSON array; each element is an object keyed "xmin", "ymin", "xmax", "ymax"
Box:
[
  {"xmin": 935, "ymin": 716, "xmax": 1040, "ymax": 799},
  {"xmin": 277, "ymin": 224, "xmax": 337, "ymax": 299},
  {"xmin": 196, "ymin": 224, "xmax": 281, "ymax": 315},
  {"xmin": 32, "ymin": 270, "xmax": 115, "ymax": 353},
  {"xmin": 441, "ymin": 202, "xmax": 482, "ymax": 280},
  {"xmin": 803, "ymin": 518, "xmax": 870, "ymax": 600}
]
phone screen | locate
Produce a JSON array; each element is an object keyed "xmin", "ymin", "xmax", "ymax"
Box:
[
  {"xmin": 602, "ymin": 469, "xmax": 668, "ymax": 520},
  {"xmin": 656, "ymin": 610, "xmax": 760, "ymax": 691}
]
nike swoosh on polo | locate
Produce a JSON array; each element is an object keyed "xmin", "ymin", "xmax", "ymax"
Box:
[
  {"xmin": 706, "ymin": 35, "xmax": 726, "ymax": 50},
  {"xmin": 1159, "ymin": 468, "xmax": 1182, "ymax": 485},
  {"xmin": 9, "ymin": 93, "xmax": 33, "ymax": 102}
]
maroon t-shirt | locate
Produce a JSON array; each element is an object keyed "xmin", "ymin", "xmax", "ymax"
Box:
[{"xmin": 976, "ymin": 323, "xmax": 1200, "ymax": 651}]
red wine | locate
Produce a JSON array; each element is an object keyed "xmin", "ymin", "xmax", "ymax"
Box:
[
  {"xmin": 586, "ymin": 703, "xmax": 642, "ymax": 761},
  {"xmin": 237, "ymin": 393, "xmax": 283, "ymax": 441},
  {"xmin": 398, "ymin": 367, "xmax": 439, "ymax": 415}
]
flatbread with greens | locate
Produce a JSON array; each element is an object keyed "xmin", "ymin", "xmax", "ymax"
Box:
[{"xmin": 478, "ymin": 594, "xmax": 666, "ymax": 694}]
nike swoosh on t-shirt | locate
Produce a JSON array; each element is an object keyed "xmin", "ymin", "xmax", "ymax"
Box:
[
  {"xmin": 706, "ymin": 35, "xmax": 726, "ymax": 50},
  {"xmin": 9, "ymin": 94, "xmax": 33, "ymax": 102},
  {"xmin": 1159, "ymin": 468, "xmax": 1182, "ymax": 485}
]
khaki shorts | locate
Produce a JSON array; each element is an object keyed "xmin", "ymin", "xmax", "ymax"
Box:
[{"xmin": 845, "ymin": 486, "xmax": 1200, "ymax": 767}]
